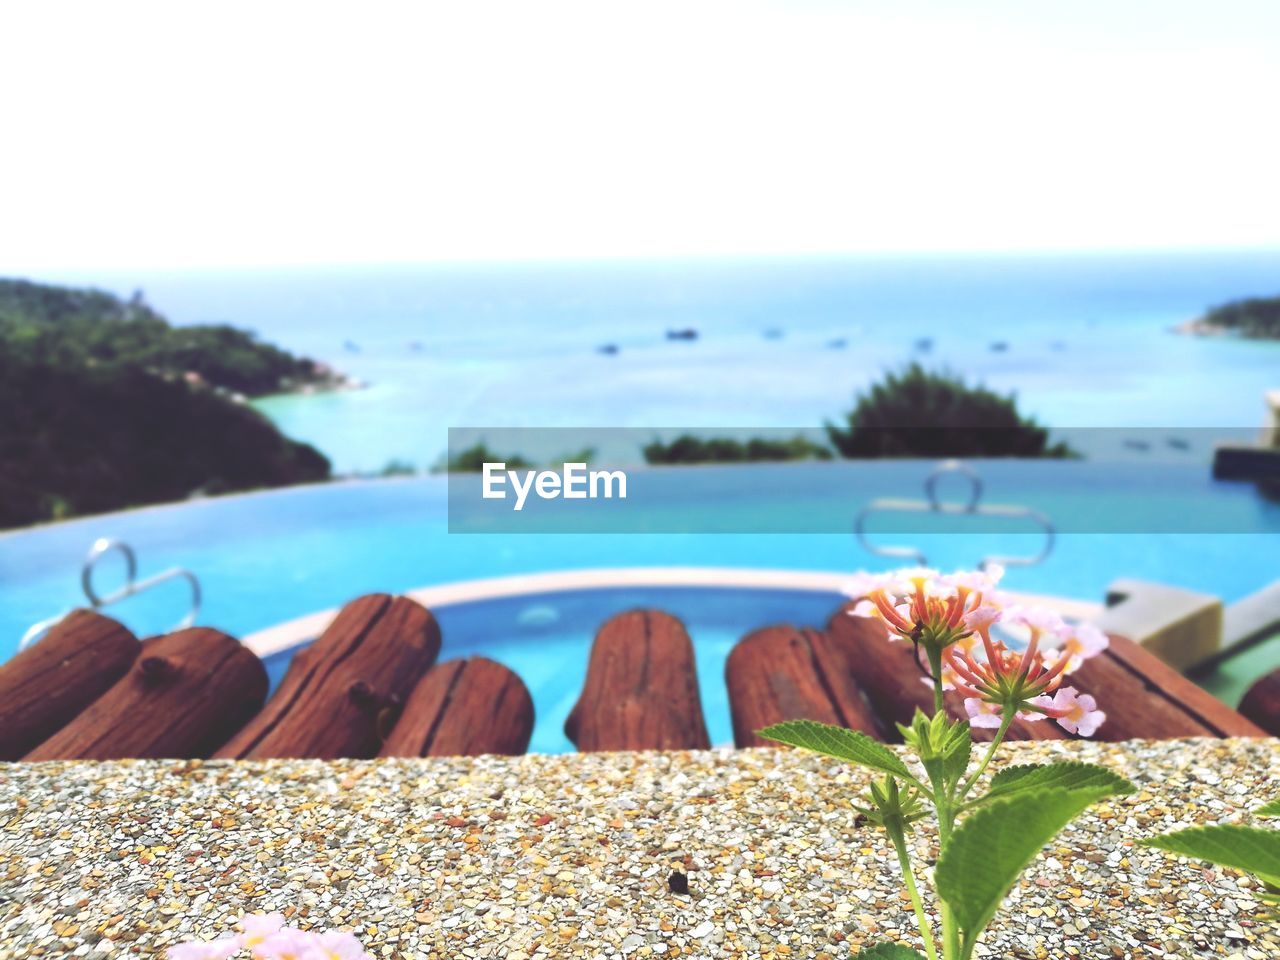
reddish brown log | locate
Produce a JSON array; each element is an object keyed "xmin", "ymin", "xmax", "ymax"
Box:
[
  {"xmin": 726, "ymin": 624, "xmax": 886, "ymax": 747},
  {"xmin": 216, "ymin": 594, "xmax": 441, "ymax": 759},
  {"xmin": 380, "ymin": 657, "xmax": 534, "ymax": 757},
  {"xmin": 825, "ymin": 606, "xmax": 1068, "ymax": 742},
  {"xmin": 25, "ymin": 628, "xmax": 266, "ymax": 761},
  {"xmin": 1069, "ymin": 634, "xmax": 1267, "ymax": 740},
  {"xmin": 0, "ymin": 610, "xmax": 140, "ymax": 761},
  {"xmin": 1239, "ymin": 668, "xmax": 1280, "ymax": 736},
  {"xmin": 565, "ymin": 609, "xmax": 711, "ymax": 752}
]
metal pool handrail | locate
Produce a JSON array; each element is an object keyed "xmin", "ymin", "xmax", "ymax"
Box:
[
  {"xmin": 854, "ymin": 460, "xmax": 1055, "ymax": 570},
  {"xmin": 19, "ymin": 538, "xmax": 201, "ymax": 649}
]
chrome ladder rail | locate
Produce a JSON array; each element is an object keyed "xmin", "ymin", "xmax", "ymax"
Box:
[
  {"xmin": 854, "ymin": 460, "xmax": 1055, "ymax": 571},
  {"xmin": 19, "ymin": 539, "xmax": 201, "ymax": 649}
]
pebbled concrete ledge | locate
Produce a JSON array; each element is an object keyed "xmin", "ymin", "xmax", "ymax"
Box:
[{"xmin": 1, "ymin": 738, "xmax": 1276, "ymax": 959}]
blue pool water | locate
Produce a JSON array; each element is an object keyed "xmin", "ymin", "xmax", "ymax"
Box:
[{"xmin": 4, "ymin": 460, "xmax": 1279, "ymax": 666}]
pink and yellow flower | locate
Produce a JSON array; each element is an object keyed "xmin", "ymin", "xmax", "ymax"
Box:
[
  {"xmin": 167, "ymin": 915, "xmax": 373, "ymax": 960},
  {"xmin": 847, "ymin": 566, "xmax": 996, "ymax": 657},
  {"xmin": 946, "ymin": 605, "xmax": 1106, "ymax": 736},
  {"xmin": 848, "ymin": 566, "xmax": 1109, "ymax": 733}
]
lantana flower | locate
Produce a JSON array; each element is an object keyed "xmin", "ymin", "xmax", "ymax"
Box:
[
  {"xmin": 846, "ymin": 565, "xmax": 1109, "ymax": 737},
  {"xmin": 947, "ymin": 605, "xmax": 1106, "ymax": 736},
  {"xmin": 168, "ymin": 914, "xmax": 373, "ymax": 960},
  {"xmin": 847, "ymin": 566, "xmax": 997, "ymax": 658}
]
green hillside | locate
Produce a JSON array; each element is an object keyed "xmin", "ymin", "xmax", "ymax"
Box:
[
  {"xmin": 0, "ymin": 279, "xmax": 332, "ymax": 529},
  {"xmin": 0, "ymin": 278, "xmax": 344, "ymax": 396}
]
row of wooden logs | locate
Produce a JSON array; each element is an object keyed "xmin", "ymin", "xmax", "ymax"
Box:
[
  {"xmin": 0, "ymin": 593, "xmax": 1273, "ymax": 763},
  {"xmin": 0, "ymin": 595, "xmax": 532, "ymax": 762}
]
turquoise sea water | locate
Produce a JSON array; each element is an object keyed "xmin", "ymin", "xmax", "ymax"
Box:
[{"xmin": 53, "ymin": 250, "xmax": 1280, "ymax": 473}]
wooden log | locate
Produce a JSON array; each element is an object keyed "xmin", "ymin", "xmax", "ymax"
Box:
[
  {"xmin": 1069, "ymin": 634, "xmax": 1267, "ymax": 740},
  {"xmin": 725, "ymin": 624, "xmax": 886, "ymax": 747},
  {"xmin": 380, "ymin": 657, "xmax": 534, "ymax": 757},
  {"xmin": 1239, "ymin": 668, "xmax": 1280, "ymax": 736},
  {"xmin": 216, "ymin": 594, "xmax": 441, "ymax": 759},
  {"xmin": 825, "ymin": 606, "xmax": 1068, "ymax": 742},
  {"xmin": 25, "ymin": 628, "xmax": 266, "ymax": 761},
  {"xmin": 565, "ymin": 609, "xmax": 711, "ymax": 752},
  {"xmin": 0, "ymin": 610, "xmax": 141, "ymax": 761}
]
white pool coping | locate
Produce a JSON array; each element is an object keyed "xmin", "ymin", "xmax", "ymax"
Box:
[{"xmin": 241, "ymin": 566, "xmax": 1106, "ymax": 658}]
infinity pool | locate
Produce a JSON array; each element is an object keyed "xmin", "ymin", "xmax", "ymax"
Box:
[{"xmin": 3, "ymin": 460, "xmax": 1278, "ymax": 738}]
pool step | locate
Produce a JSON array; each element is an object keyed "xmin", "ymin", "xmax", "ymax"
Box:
[
  {"xmin": 1096, "ymin": 578, "xmax": 1222, "ymax": 671},
  {"xmin": 1223, "ymin": 580, "xmax": 1280, "ymax": 651}
]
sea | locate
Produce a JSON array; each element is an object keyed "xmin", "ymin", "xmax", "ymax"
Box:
[{"xmin": 42, "ymin": 250, "xmax": 1280, "ymax": 473}]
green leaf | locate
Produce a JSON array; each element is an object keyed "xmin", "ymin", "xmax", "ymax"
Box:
[
  {"xmin": 852, "ymin": 945, "xmax": 929, "ymax": 960},
  {"xmin": 1256, "ymin": 799, "xmax": 1280, "ymax": 818},
  {"xmin": 1141, "ymin": 825, "xmax": 1280, "ymax": 887},
  {"xmin": 976, "ymin": 762, "xmax": 1134, "ymax": 805},
  {"xmin": 758, "ymin": 720, "xmax": 911, "ymax": 779},
  {"xmin": 936, "ymin": 784, "xmax": 1130, "ymax": 936}
]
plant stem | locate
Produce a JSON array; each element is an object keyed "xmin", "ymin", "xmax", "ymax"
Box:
[
  {"xmin": 933, "ymin": 802, "xmax": 959, "ymax": 960},
  {"xmin": 927, "ymin": 647, "xmax": 945, "ymax": 715},
  {"xmin": 887, "ymin": 825, "xmax": 940, "ymax": 960},
  {"xmin": 956, "ymin": 707, "xmax": 1015, "ymax": 801},
  {"xmin": 940, "ymin": 907, "xmax": 960, "ymax": 960}
]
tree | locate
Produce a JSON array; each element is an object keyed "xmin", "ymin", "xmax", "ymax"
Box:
[{"xmin": 825, "ymin": 364, "xmax": 1076, "ymax": 459}]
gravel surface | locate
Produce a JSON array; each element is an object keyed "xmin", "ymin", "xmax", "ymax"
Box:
[{"xmin": 1, "ymin": 738, "xmax": 1276, "ymax": 959}]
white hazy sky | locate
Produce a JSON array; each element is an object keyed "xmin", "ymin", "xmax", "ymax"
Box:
[{"xmin": 3, "ymin": 0, "xmax": 1279, "ymax": 271}]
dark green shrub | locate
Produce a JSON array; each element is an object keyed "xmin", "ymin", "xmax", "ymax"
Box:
[{"xmin": 825, "ymin": 364, "xmax": 1076, "ymax": 459}]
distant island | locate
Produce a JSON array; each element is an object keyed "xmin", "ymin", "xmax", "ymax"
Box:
[
  {"xmin": 0, "ymin": 278, "xmax": 335, "ymax": 529},
  {"xmin": 1180, "ymin": 294, "xmax": 1280, "ymax": 339}
]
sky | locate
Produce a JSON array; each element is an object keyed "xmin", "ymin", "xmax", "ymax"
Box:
[{"xmin": 3, "ymin": 0, "xmax": 1280, "ymax": 272}]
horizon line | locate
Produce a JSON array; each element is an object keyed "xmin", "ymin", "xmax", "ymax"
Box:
[{"xmin": 12, "ymin": 242, "xmax": 1280, "ymax": 280}]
